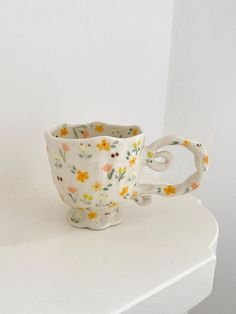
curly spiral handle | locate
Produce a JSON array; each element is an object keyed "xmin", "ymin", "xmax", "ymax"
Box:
[{"xmin": 134, "ymin": 135, "xmax": 209, "ymax": 205}]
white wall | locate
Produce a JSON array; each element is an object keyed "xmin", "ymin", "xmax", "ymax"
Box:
[
  {"xmin": 0, "ymin": 0, "xmax": 174, "ymax": 189},
  {"xmin": 164, "ymin": 0, "xmax": 236, "ymax": 313}
]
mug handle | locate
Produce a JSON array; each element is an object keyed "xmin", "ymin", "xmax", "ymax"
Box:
[{"xmin": 133, "ymin": 135, "xmax": 209, "ymax": 205}]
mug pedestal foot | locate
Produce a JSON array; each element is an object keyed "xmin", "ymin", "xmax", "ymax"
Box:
[{"xmin": 67, "ymin": 207, "xmax": 124, "ymax": 230}]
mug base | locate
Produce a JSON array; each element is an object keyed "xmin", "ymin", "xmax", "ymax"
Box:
[{"xmin": 67, "ymin": 207, "xmax": 124, "ymax": 230}]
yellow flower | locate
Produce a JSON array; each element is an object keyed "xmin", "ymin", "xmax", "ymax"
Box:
[
  {"xmin": 88, "ymin": 211, "xmax": 97, "ymax": 220},
  {"xmin": 91, "ymin": 181, "xmax": 102, "ymax": 191},
  {"xmin": 147, "ymin": 151, "xmax": 154, "ymax": 158},
  {"xmin": 182, "ymin": 140, "xmax": 190, "ymax": 146},
  {"xmin": 132, "ymin": 128, "xmax": 139, "ymax": 136},
  {"xmin": 120, "ymin": 186, "xmax": 129, "ymax": 197},
  {"xmin": 76, "ymin": 170, "xmax": 89, "ymax": 182},
  {"xmin": 118, "ymin": 167, "xmax": 126, "ymax": 173},
  {"xmin": 132, "ymin": 142, "xmax": 137, "ymax": 149},
  {"xmin": 97, "ymin": 139, "xmax": 110, "ymax": 151},
  {"xmin": 164, "ymin": 185, "xmax": 176, "ymax": 195},
  {"xmin": 108, "ymin": 202, "xmax": 119, "ymax": 208},
  {"xmin": 203, "ymin": 155, "xmax": 209, "ymax": 165},
  {"xmin": 83, "ymin": 194, "xmax": 93, "ymax": 201},
  {"xmin": 129, "ymin": 156, "xmax": 136, "ymax": 167},
  {"xmin": 95, "ymin": 124, "xmax": 104, "ymax": 133},
  {"xmin": 60, "ymin": 127, "xmax": 68, "ymax": 137}
]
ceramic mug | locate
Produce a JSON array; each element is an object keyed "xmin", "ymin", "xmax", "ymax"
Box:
[{"xmin": 45, "ymin": 122, "xmax": 209, "ymax": 230}]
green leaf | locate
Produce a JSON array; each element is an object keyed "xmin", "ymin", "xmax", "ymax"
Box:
[
  {"xmin": 108, "ymin": 168, "xmax": 115, "ymax": 180},
  {"xmin": 72, "ymin": 128, "xmax": 79, "ymax": 139}
]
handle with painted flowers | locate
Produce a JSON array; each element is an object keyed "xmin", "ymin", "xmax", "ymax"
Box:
[{"xmin": 134, "ymin": 135, "xmax": 209, "ymax": 205}]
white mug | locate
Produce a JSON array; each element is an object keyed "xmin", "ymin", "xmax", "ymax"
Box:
[{"xmin": 45, "ymin": 122, "xmax": 209, "ymax": 230}]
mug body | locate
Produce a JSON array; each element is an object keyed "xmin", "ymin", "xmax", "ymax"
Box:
[{"xmin": 45, "ymin": 122, "xmax": 145, "ymax": 229}]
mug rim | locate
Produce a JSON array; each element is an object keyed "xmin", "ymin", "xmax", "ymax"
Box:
[{"xmin": 45, "ymin": 121, "xmax": 144, "ymax": 142}]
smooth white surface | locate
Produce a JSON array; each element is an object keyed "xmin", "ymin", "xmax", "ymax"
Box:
[
  {"xmin": 0, "ymin": 182, "xmax": 218, "ymax": 314},
  {"xmin": 164, "ymin": 0, "xmax": 236, "ymax": 312},
  {"xmin": 0, "ymin": 0, "xmax": 174, "ymax": 189}
]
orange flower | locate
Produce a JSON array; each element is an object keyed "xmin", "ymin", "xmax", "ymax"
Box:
[
  {"xmin": 108, "ymin": 202, "xmax": 119, "ymax": 208},
  {"xmin": 76, "ymin": 170, "xmax": 89, "ymax": 182},
  {"xmin": 78, "ymin": 207, "xmax": 85, "ymax": 211},
  {"xmin": 60, "ymin": 127, "xmax": 68, "ymax": 137},
  {"xmin": 97, "ymin": 139, "xmax": 110, "ymax": 151},
  {"xmin": 164, "ymin": 185, "xmax": 176, "ymax": 195},
  {"xmin": 91, "ymin": 181, "xmax": 102, "ymax": 191},
  {"xmin": 203, "ymin": 155, "xmax": 209, "ymax": 165},
  {"xmin": 129, "ymin": 156, "xmax": 136, "ymax": 167},
  {"xmin": 68, "ymin": 186, "xmax": 78, "ymax": 193},
  {"xmin": 132, "ymin": 128, "xmax": 139, "ymax": 136},
  {"xmin": 102, "ymin": 163, "xmax": 112, "ymax": 172},
  {"xmin": 95, "ymin": 124, "xmax": 104, "ymax": 133},
  {"xmin": 182, "ymin": 140, "xmax": 190, "ymax": 146},
  {"xmin": 62, "ymin": 143, "xmax": 70, "ymax": 152},
  {"xmin": 120, "ymin": 186, "xmax": 129, "ymax": 197},
  {"xmin": 82, "ymin": 129, "xmax": 90, "ymax": 138},
  {"xmin": 88, "ymin": 211, "xmax": 97, "ymax": 220},
  {"xmin": 191, "ymin": 183, "xmax": 199, "ymax": 190},
  {"xmin": 131, "ymin": 191, "xmax": 138, "ymax": 199}
]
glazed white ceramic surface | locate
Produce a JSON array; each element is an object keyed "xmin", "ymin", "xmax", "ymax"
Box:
[{"xmin": 45, "ymin": 122, "xmax": 209, "ymax": 230}]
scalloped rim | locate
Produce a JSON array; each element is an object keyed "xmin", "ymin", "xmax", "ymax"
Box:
[{"xmin": 45, "ymin": 121, "xmax": 144, "ymax": 142}]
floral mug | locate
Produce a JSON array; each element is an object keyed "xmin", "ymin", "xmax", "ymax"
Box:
[{"xmin": 45, "ymin": 122, "xmax": 209, "ymax": 230}]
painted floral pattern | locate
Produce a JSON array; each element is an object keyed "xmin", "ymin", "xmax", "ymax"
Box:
[
  {"xmin": 76, "ymin": 170, "xmax": 89, "ymax": 182},
  {"xmin": 163, "ymin": 185, "xmax": 176, "ymax": 195},
  {"xmin": 120, "ymin": 186, "xmax": 129, "ymax": 199},
  {"xmin": 47, "ymin": 131, "xmax": 143, "ymax": 228},
  {"xmin": 142, "ymin": 137, "xmax": 209, "ymax": 199},
  {"xmin": 46, "ymin": 123, "xmax": 209, "ymax": 229},
  {"xmin": 78, "ymin": 143, "xmax": 92, "ymax": 159},
  {"xmin": 88, "ymin": 211, "xmax": 97, "ymax": 220},
  {"xmin": 94, "ymin": 124, "xmax": 104, "ymax": 133},
  {"xmin": 97, "ymin": 139, "xmax": 111, "ymax": 151},
  {"xmin": 91, "ymin": 181, "xmax": 102, "ymax": 191},
  {"xmin": 60, "ymin": 125, "xmax": 69, "ymax": 137},
  {"xmin": 52, "ymin": 122, "xmax": 142, "ymax": 140}
]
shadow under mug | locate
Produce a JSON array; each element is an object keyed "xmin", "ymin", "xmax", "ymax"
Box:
[{"xmin": 45, "ymin": 122, "xmax": 209, "ymax": 230}]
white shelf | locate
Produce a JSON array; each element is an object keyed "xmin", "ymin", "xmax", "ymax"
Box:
[{"xmin": 0, "ymin": 183, "xmax": 218, "ymax": 314}]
